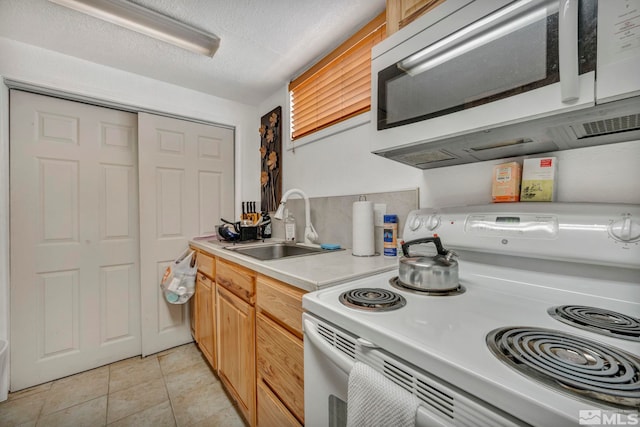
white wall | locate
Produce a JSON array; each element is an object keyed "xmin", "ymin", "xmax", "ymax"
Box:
[
  {"xmin": 421, "ymin": 140, "xmax": 640, "ymax": 207},
  {"xmin": 258, "ymin": 87, "xmax": 423, "ymax": 199},
  {"xmin": 259, "ymin": 86, "xmax": 640, "ymax": 207},
  {"xmin": 0, "ymin": 37, "xmax": 259, "ymax": 399}
]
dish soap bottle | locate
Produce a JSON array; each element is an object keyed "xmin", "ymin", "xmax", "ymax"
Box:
[
  {"xmin": 284, "ymin": 209, "xmax": 296, "ymax": 242},
  {"xmin": 261, "ymin": 211, "xmax": 272, "ymax": 239}
]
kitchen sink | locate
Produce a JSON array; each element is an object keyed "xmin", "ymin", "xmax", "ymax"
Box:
[{"xmin": 224, "ymin": 242, "xmax": 340, "ymax": 261}]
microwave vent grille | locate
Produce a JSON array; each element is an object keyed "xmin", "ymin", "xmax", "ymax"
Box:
[
  {"xmin": 394, "ymin": 149, "xmax": 457, "ymax": 164},
  {"xmin": 580, "ymin": 114, "xmax": 640, "ymax": 138}
]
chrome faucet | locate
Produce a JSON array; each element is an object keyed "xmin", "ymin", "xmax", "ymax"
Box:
[{"xmin": 273, "ymin": 188, "xmax": 319, "ymax": 246}]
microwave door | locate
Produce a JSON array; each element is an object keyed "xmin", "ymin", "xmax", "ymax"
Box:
[{"xmin": 372, "ymin": 0, "xmax": 596, "ymax": 154}]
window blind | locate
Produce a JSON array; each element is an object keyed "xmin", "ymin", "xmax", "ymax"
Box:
[{"xmin": 289, "ymin": 12, "xmax": 386, "ymax": 140}]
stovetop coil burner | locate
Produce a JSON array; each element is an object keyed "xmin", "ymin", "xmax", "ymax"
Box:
[
  {"xmin": 487, "ymin": 327, "xmax": 640, "ymax": 408},
  {"xmin": 339, "ymin": 288, "xmax": 406, "ymax": 311},
  {"xmin": 549, "ymin": 305, "xmax": 640, "ymax": 342}
]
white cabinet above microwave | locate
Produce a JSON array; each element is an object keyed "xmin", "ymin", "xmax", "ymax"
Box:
[{"xmin": 371, "ymin": 0, "xmax": 640, "ymax": 169}]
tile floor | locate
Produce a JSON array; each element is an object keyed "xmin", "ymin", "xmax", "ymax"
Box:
[{"xmin": 0, "ymin": 343, "xmax": 246, "ymax": 427}]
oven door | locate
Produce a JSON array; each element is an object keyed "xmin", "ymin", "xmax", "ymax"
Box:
[
  {"xmin": 303, "ymin": 313, "xmax": 526, "ymax": 427},
  {"xmin": 371, "ymin": 0, "xmax": 597, "ymax": 154},
  {"xmin": 303, "ymin": 314, "xmax": 350, "ymax": 427}
]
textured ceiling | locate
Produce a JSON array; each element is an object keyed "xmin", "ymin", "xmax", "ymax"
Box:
[{"xmin": 0, "ymin": 0, "xmax": 385, "ymax": 105}]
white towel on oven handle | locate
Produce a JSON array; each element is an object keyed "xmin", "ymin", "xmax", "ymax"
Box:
[{"xmin": 346, "ymin": 362, "xmax": 419, "ymax": 427}]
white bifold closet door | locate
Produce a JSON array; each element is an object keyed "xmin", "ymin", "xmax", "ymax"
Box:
[
  {"xmin": 10, "ymin": 92, "xmax": 235, "ymax": 390},
  {"xmin": 10, "ymin": 90, "xmax": 141, "ymax": 390},
  {"xmin": 137, "ymin": 112, "xmax": 234, "ymax": 356}
]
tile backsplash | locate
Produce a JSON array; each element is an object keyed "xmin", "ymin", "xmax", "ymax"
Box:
[{"xmin": 270, "ymin": 188, "xmax": 419, "ymax": 252}]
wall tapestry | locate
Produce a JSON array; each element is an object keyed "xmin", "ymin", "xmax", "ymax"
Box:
[{"xmin": 259, "ymin": 106, "xmax": 282, "ymax": 212}]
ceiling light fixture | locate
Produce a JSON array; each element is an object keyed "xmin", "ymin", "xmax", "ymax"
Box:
[{"xmin": 48, "ymin": 0, "xmax": 220, "ymax": 57}]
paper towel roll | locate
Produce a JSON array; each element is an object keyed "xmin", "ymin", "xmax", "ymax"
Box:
[{"xmin": 352, "ymin": 200, "xmax": 375, "ymax": 256}]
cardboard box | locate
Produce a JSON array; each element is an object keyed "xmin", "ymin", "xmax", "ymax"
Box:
[
  {"xmin": 520, "ymin": 157, "xmax": 557, "ymax": 202},
  {"xmin": 492, "ymin": 161, "xmax": 521, "ymax": 203}
]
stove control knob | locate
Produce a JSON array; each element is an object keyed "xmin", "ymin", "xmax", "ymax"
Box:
[
  {"xmin": 408, "ymin": 216, "xmax": 423, "ymax": 231},
  {"xmin": 425, "ymin": 215, "xmax": 441, "ymax": 231},
  {"xmin": 609, "ymin": 214, "xmax": 640, "ymax": 243}
]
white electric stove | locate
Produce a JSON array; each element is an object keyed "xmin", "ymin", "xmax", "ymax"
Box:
[{"xmin": 302, "ymin": 203, "xmax": 640, "ymax": 427}]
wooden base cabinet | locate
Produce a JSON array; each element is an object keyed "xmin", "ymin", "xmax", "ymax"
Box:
[
  {"xmin": 191, "ymin": 249, "xmax": 216, "ymax": 369},
  {"xmin": 257, "ymin": 381, "xmax": 302, "ymax": 427},
  {"xmin": 256, "ymin": 275, "xmax": 306, "ymax": 426},
  {"xmin": 195, "ymin": 272, "xmax": 216, "ymax": 368},
  {"xmin": 216, "ymin": 259, "xmax": 256, "ymax": 427}
]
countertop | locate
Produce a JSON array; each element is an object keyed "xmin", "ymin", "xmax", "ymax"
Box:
[{"xmin": 189, "ymin": 238, "xmax": 400, "ymax": 292}]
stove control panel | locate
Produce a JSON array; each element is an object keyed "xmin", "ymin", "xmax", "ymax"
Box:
[
  {"xmin": 464, "ymin": 214, "xmax": 558, "ymax": 239},
  {"xmin": 403, "ymin": 204, "xmax": 640, "ymax": 268},
  {"xmin": 408, "ymin": 214, "xmax": 440, "ymax": 231},
  {"xmin": 608, "ymin": 213, "xmax": 640, "ymax": 243}
]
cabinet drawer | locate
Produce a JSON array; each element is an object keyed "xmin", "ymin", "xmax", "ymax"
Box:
[
  {"xmin": 197, "ymin": 272, "xmax": 213, "ymax": 287},
  {"xmin": 256, "ymin": 275, "xmax": 305, "ymax": 338},
  {"xmin": 195, "ymin": 250, "xmax": 214, "ymax": 278},
  {"xmin": 257, "ymin": 312, "xmax": 304, "ymax": 422},
  {"xmin": 216, "ymin": 259, "xmax": 255, "ymax": 303},
  {"xmin": 257, "ymin": 381, "xmax": 302, "ymax": 427}
]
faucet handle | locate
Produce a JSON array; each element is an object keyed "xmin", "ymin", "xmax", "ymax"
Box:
[{"xmin": 305, "ymin": 223, "xmax": 319, "ymax": 245}]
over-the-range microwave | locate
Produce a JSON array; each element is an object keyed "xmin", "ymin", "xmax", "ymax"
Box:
[{"xmin": 370, "ymin": 0, "xmax": 640, "ymax": 169}]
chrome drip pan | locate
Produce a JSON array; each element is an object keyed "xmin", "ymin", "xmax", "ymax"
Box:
[
  {"xmin": 487, "ymin": 327, "xmax": 640, "ymax": 409},
  {"xmin": 548, "ymin": 305, "xmax": 640, "ymax": 342}
]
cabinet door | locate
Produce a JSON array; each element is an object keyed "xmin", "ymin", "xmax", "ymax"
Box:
[
  {"xmin": 196, "ymin": 273, "xmax": 216, "ymax": 369},
  {"xmin": 217, "ymin": 285, "xmax": 256, "ymax": 426},
  {"xmin": 257, "ymin": 313, "xmax": 304, "ymax": 423},
  {"xmin": 386, "ymin": 0, "xmax": 446, "ymax": 34},
  {"xmin": 190, "ymin": 289, "xmax": 197, "ymax": 340}
]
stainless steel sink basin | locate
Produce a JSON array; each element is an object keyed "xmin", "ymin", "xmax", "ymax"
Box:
[{"xmin": 224, "ymin": 242, "xmax": 340, "ymax": 261}]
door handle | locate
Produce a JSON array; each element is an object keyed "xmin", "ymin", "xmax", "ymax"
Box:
[{"xmin": 559, "ymin": 0, "xmax": 579, "ymax": 103}]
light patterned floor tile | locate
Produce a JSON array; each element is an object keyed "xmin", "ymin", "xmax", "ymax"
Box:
[
  {"xmin": 106, "ymin": 377, "xmax": 168, "ymax": 424},
  {"xmin": 186, "ymin": 404, "xmax": 246, "ymax": 427},
  {"xmin": 171, "ymin": 380, "xmax": 232, "ymax": 427},
  {"xmin": 158, "ymin": 344, "xmax": 205, "ymax": 376},
  {"xmin": 164, "ymin": 361, "xmax": 217, "ymax": 399},
  {"xmin": 109, "ymin": 355, "xmax": 162, "ymax": 393},
  {"xmin": 35, "ymin": 395, "xmax": 106, "ymax": 427},
  {"xmin": 40, "ymin": 366, "xmax": 109, "ymax": 416},
  {"xmin": 7, "ymin": 382, "xmax": 52, "ymax": 402},
  {"xmin": 106, "ymin": 400, "xmax": 175, "ymax": 427},
  {"xmin": 0, "ymin": 392, "xmax": 46, "ymax": 427},
  {"xmin": 3, "ymin": 342, "xmax": 242, "ymax": 427}
]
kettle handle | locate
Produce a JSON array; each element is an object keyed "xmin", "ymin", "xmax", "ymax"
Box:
[{"xmin": 402, "ymin": 237, "xmax": 447, "ymax": 257}]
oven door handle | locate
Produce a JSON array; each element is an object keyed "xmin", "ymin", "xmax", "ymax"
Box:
[{"xmin": 304, "ymin": 319, "xmax": 355, "ymax": 374}]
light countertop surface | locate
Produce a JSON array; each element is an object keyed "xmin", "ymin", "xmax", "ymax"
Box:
[{"xmin": 189, "ymin": 238, "xmax": 399, "ymax": 292}]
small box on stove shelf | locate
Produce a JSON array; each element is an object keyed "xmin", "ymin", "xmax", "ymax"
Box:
[
  {"xmin": 520, "ymin": 157, "xmax": 557, "ymax": 202},
  {"xmin": 492, "ymin": 161, "xmax": 521, "ymax": 203}
]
